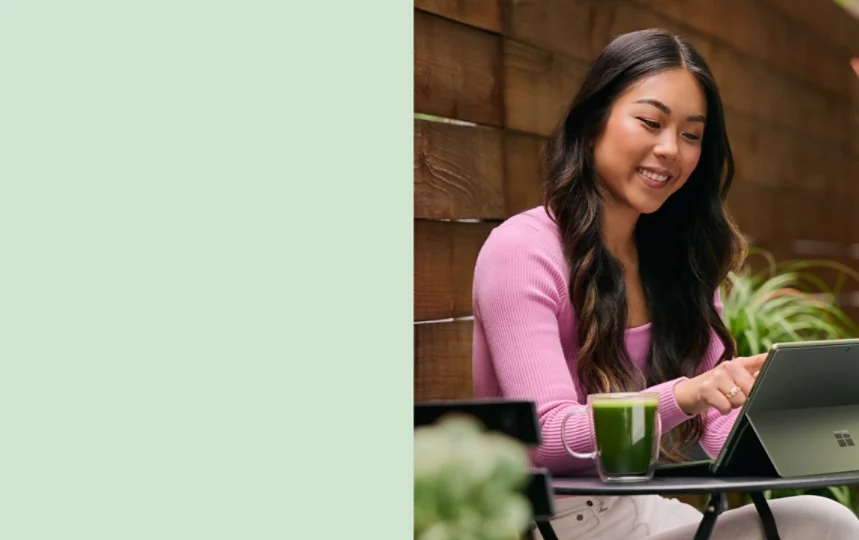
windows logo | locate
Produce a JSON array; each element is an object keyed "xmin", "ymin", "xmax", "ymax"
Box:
[{"xmin": 834, "ymin": 431, "xmax": 855, "ymax": 448}]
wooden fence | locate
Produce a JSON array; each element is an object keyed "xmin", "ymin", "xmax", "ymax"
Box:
[
  {"xmin": 414, "ymin": 0, "xmax": 859, "ymax": 512},
  {"xmin": 415, "ymin": 0, "xmax": 859, "ymax": 404}
]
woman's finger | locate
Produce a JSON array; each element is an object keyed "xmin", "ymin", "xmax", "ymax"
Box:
[
  {"xmin": 699, "ymin": 379, "xmax": 733, "ymax": 415},
  {"xmin": 738, "ymin": 353, "xmax": 767, "ymax": 375},
  {"xmin": 720, "ymin": 381, "xmax": 747, "ymax": 409},
  {"xmin": 723, "ymin": 360, "xmax": 756, "ymax": 397}
]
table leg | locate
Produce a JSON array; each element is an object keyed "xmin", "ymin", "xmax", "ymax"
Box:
[
  {"xmin": 693, "ymin": 493, "xmax": 726, "ymax": 540},
  {"xmin": 750, "ymin": 492, "xmax": 781, "ymax": 539},
  {"xmin": 535, "ymin": 520, "xmax": 559, "ymax": 540}
]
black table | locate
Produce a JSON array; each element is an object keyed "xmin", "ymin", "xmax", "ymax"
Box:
[{"xmin": 535, "ymin": 472, "xmax": 859, "ymax": 540}]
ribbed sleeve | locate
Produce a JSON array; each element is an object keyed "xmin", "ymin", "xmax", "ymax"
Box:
[{"xmin": 694, "ymin": 295, "xmax": 742, "ymax": 458}]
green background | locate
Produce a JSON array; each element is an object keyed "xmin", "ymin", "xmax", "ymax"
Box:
[{"xmin": 0, "ymin": 2, "xmax": 410, "ymax": 537}]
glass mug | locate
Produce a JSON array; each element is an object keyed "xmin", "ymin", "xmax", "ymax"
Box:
[{"xmin": 561, "ymin": 392, "xmax": 662, "ymax": 483}]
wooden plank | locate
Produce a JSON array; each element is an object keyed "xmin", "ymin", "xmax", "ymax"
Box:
[
  {"xmin": 849, "ymin": 107, "xmax": 859, "ymax": 157},
  {"xmin": 502, "ymin": 0, "xmax": 604, "ymax": 63},
  {"xmin": 771, "ymin": 189, "xmax": 807, "ymax": 250},
  {"xmin": 726, "ymin": 111, "xmax": 845, "ymax": 194},
  {"xmin": 505, "ymin": 131, "xmax": 546, "ymax": 216},
  {"xmin": 826, "ymin": 195, "xmax": 850, "ymax": 247},
  {"xmin": 415, "ymin": 0, "xmax": 501, "ymax": 33},
  {"xmin": 627, "ymin": 0, "xmax": 850, "ymax": 99},
  {"xmin": 756, "ymin": 0, "xmax": 859, "ymax": 57},
  {"xmin": 415, "ymin": 219, "xmax": 498, "ymax": 321},
  {"xmin": 829, "ymin": 157, "xmax": 854, "ymax": 199},
  {"xmin": 502, "ymin": 0, "xmax": 850, "ymax": 147},
  {"xmin": 414, "ymin": 319, "xmax": 474, "ymax": 401},
  {"xmin": 502, "ymin": 0, "xmax": 682, "ymax": 64},
  {"xmin": 414, "ymin": 9, "xmax": 503, "ymax": 126},
  {"xmin": 801, "ymin": 193, "xmax": 840, "ymax": 245},
  {"xmin": 414, "ymin": 119, "xmax": 506, "ymax": 220},
  {"xmin": 504, "ymin": 39, "xmax": 589, "ymax": 136},
  {"xmin": 725, "ymin": 112, "xmax": 791, "ymax": 190},
  {"xmin": 725, "ymin": 181, "xmax": 774, "ymax": 248},
  {"xmin": 849, "ymin": 160, "xmax": 859, "ymax": 242},
  {"xmin": 704, "ymin": 42, "xmax": 848, "ymax": 148},
  {"xmin": 770, "ymin": 188, "xmax": 844, "ymax": 254}
]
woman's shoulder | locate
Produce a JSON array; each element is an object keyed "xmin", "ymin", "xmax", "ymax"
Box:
[
  {"xmin": 483, "ymin": 206, "xmax": 562, "ymax": 252},
  {"xmin": 473, "ymin": 206, "xmax": 570, "ymax": 310},
  {"xmin": 475, "ymin": 206, "xmax": 567, "ymax": 278}
]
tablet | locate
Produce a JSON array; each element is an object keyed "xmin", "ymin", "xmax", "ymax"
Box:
[{"xmin": 657, "ymin": 338, "xmax": 859, "ymax": 478}]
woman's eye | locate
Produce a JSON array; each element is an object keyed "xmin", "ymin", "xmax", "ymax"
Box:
[
  {"xmin": 638, "ymin": 118, "xmax": 660, "ymax": 129},
  {"xmin": 683, "ymin": 133, "xmax": 702, "ymax": 141}
]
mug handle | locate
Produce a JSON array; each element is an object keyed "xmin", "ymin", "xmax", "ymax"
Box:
[{"xmin": 561, "ymin": 407, "xmax": 598, "ymax": 459}]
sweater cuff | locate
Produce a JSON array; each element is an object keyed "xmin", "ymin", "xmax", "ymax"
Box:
[{"xmin": 647, "ymin": 377, "xmax": 696, "ymax": 433}]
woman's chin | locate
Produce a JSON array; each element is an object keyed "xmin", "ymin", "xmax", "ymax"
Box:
[{"xmin": 631, "ymin": 197, "xmax": 667, "ymax": 215}]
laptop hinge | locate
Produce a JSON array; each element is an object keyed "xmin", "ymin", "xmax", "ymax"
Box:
[{"xmin": 716, "ymin": 413, "xmax": 778, "ymax": 477}]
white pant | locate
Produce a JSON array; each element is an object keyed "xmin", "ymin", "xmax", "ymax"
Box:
[{"xmin": 536, "ymin": 494, "xmax": 859, "ymax": 539}]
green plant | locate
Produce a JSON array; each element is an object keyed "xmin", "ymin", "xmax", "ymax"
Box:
[
  {"xmin": 721, "ymin": 249, "xmax": 859, "ymax": 513},
  {"xmin": 721, "ymin": 249, "xmax": 859, "ymax": 357},
  {"xmin": 414, "ymin": 415, "xmax": 532, "ymax": 540}
]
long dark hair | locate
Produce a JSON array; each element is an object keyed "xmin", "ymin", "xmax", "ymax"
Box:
[{"xmin": 544, "ymin": 29, "xmax": 746, "ymax": 460}]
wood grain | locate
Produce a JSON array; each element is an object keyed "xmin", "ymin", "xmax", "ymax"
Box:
[
  {"xmin": 415, "ymin": 10, "xmax": 503, "ymax": 126},
  {"xmin": 502, "ymin": 0, "xmax": 682, "ymax": 64},
  {"xmin": 504, "ymin": 39, "xmax": 589, "ymax": 136},
  {"xmin": 725, "ymin": 112, "xmax": 788, "ymax": 190},
  {"xmin": 502, "ymin": 0, "xmax": 604, "ymax": 62},
  {"xmin": 502, "ymin": 0, "xmax": 850, "ymax": 147},
  {"xmin": 505, "ymin": 131, "xmax": 546, "ymax": 215},
  {"xmin": 770, "ymin": 188, "xmax": 845, "ymax": 250},
  {"xmin": 414, "ymin": 119, "xmax": 506, "ymax": 220},
  {"xmin": 725, "ymin": 181, "xmax": 774, "ymax": 247},
  {"xmin": 849, "ymin": 106, "xmax": 859, "ymax": 158},
  {"xmin": 704, "ymin": 42, "xmax": 848, "ymax": 148},
  {"xmin": 414, "ymin": 319, "xmax": 474, "ymax": 401},
  {"xmin": 755, "ymin": 0, "xmax": 859, "ymax": 58},
  {"xmin": 415, "ymin": 219, "xmax": 498, "ymax": 321},
  {"xmin": 628, "ymin": 0, "xmax": 851, "ymax": 99},
  {"xmin": 726, "ymin": 111, "xmax": 846, "ymax": 195},
  {"xmin": 849, "ymin": 160, "xmax": 859, "ymax": 239},
  {"xmin": 415, "ymin": 0, "xmax": 501, "ymax": 33}
]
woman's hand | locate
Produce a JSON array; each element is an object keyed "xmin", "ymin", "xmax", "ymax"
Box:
[{"xmin": 673, "ymin": 353, "xmax": 768, "ymax": 416}]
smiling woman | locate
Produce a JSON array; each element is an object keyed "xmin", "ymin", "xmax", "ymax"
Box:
[
  {"xmin": 593, "ymin": 70, "xmax": 706, "ymax": 216},
  {"xmin": 471, "ymin": 28, "xmax": 859, "ymax": 539}
]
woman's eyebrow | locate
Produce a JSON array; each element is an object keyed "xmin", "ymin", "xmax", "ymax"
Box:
[{"xmin": 634, "ymin": 98, "xmax": 706, "ymax": 123}]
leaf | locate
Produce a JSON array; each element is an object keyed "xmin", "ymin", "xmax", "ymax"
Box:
[{"xmin": 828, "ymin": 486, "xmax": 852, "ymax": 507}]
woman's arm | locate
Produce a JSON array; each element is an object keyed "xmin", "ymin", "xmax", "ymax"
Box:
[
  {"xmin": 688, "ymin": 291, "xmax": 757, "ymax": 458},
  {"xmin": 473, "ymin": 223, "xmax": 695, "ymax": 475}
]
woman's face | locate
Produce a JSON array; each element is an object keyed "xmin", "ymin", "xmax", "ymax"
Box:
[{"xmin": 592, "ymin": 68, "xmax": 707, "ymax": 215}]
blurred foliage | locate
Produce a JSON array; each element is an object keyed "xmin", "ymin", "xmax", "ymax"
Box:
[
  {"xmin": 414, "ymin": 415, "xmax": 532, "ymax": 540},
  {"xmin": 721, "ymin": 249, "xmax": 859, "ymax": 357}
]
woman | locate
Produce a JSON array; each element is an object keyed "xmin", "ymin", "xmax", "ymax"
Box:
[{"xmin": 472, "ymin": 29, "xmax": 859, "ymax": 539}]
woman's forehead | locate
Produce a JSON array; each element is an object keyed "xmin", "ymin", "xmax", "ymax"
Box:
[{"xmin": 618, "ymin": 69, "xmax": 706, "ymax": 117}]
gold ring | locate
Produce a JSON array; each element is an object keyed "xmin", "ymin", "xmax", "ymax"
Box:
[{"xmin": 724, "ymin": 386, "xmax": 741, "ymax": 399}]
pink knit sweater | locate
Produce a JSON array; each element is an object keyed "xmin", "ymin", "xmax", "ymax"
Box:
[{"xmin": 472, "ymin": 206, "xmax": 740, "ymax": 476}]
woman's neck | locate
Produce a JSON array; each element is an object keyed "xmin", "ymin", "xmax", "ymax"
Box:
[{"xmin": 601, "ymin": 198, "xmax": 640, "ymax": 263}]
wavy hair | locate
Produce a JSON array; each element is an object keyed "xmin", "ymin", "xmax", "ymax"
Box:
[{"xmin": 544, "ymin": 29, "xmax": 746, "ymax": 460}]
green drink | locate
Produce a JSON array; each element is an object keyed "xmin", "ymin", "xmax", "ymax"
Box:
[
  {"xmin": 592, "ymin": 398, "xmax": 658, "ymax": 474},
  {"xmin": 562, "ymin": 392, "xmax": 661, "ymax": 483}
]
